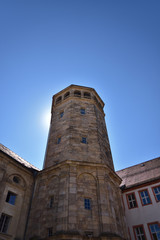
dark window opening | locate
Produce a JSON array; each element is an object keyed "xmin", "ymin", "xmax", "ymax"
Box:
[
  {"xmin": 64, "ymin": 91, "xmax": 70, "ymax": 99},
  {"xmin": 48, "ymin": 228, "xmax": 53, "ymax": 237},
  {"xmin": 84, "ymin": 92, "xmax": 91, "ymax": 99},
  {"xmin": 84, "ymin": 198, "xmax": 91, "ymax": 210},
  {"xmin": 56, "ymin": 96, "xmax": 62, "ymax": 105},
  {"xmin": 57, "ymin": 137, "xmax": 61, "ymax": 144},
  {"xmin": 13, "ymin": 176, "xmax": 20, "ymax": 184},
  {"xmin": 60, "ymin": 111, "xmax": 64, "ymax": 118},
  {"xmin": 0, "ymin": 213, "xmax": 11, "ymax": 233},
  {"xmin": 81, "ymin": 137, "xmax": 87, "ymax": 144},
  {"xmin": 49, "ymin": 196, "xmax": 54, "ymax": 208},
  {"xmin": 74, "ymin": 90, "xmax": 81, "ymax": 97},
  {"xmin": 80, "ymin": 108, "xmax": 85, "ymax": 115},
  {"xmin": 6, "ymin": 192, "xmax": 16, "ymax": 205}
]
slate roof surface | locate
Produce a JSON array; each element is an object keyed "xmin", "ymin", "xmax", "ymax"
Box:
[
  {"xmin": 0, "ymin": 143, "xmax": 40, "ymax": 171},
  {"xmin": 116, "ymin": 157, "xmax": 160, "ymax": 189}
]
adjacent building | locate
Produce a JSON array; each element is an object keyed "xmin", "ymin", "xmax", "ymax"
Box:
[{"xmin": 117, "ymin": 158, "xmax": 160, "ymax": 240}]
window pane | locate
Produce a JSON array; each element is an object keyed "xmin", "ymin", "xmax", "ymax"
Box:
[
  {"xmin": 80, "ymin": 109, "xmax": 85, "ymax": 115},
  {"xmin": 6, "ymin": 192, "xmax": 16, "ymax": 205},
  {"xmin": 0, "ymin": 214, "xmax": 11, "ymax": 233},
  {"xmin": 84, "ymin": 198, "xmax": 91, "ymax": 210},
  {"xmin": 82, "ymin": 137, "xmax": 87, "ymax": 144},
  {"xmin": 60, "ymin": 112, "xmax": 64, "ymax": 118}
]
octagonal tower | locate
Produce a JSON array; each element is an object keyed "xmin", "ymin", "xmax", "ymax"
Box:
[
  {"xmin": 27, "ymin": 85, "xmax": 128, "ymax": 240},
  {"xmin": 43, "ymin": 85, "xmax": 114, "ymax": 170}
]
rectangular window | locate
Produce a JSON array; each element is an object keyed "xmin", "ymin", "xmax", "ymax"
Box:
[
  {"xmin": 80, "ymin": 108, "xmax": 85, "ymax": 115},
  {"xmin": 126, "ymin": 193, "xmax": 138, "ymax": 209},
  {"xmin": 148, "ymin": 222, "xmax": 160, "ymax": 240},
  {"xmin": 81, "ymin": 137, "xmax": 87, "ymax": 144},
  {"xmin": 60, "ymin": 111, "xmax": 64, "ymax": 118},
  {"xmin": 84, "ymin": 198, "xmax": 91, "ymax": 210},
  {"xmin": 152, "ymin": 186, "xmax": 160, "ymax": 202},
  {"xmin": 6, "ymin": 191, "xmax": 16, "ymax": 205},
  {"xmin": 133, "ymin": 225, "xmax": 146, "ymax": 240},
  {"xmin": 49, "ymin": 196, "xmax": 54, "ymax": 208},
  {"xmin": 139, "ymin": 189, "xmax": 152, "ymax": 206},
  {"xmin": 57, "ymin": 137, "xmax": 61, "ymax": 144},
  {"xmin": 0, "ymin": 213, "xmax": 11, "ymax": 233},
  {"xmin": 48, "ymin": 227, "xmax": 53, "ymax": 237}
]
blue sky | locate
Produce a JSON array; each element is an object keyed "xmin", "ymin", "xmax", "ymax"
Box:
[{"xmin": 0, "ymin": 0, "xmax": 160, "ymax": 171}]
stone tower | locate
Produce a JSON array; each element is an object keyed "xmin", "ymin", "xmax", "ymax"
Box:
[{"xmin": 26, "ymin": 85, "xmax": 128, "ymax": 240}]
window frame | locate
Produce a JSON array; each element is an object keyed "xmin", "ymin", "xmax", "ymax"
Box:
[
  {"xmin": 0, "ymin": 213, "xmax": 11, "ymax": 234},
  {"xmin": 133, "ymin": 224, "xmax": 146, "ymax": 240},
  {"xmin": 57, "ymin": 137, "xmax": 61, "ymax": 144},
  {"xmin": 49, "ymin": 196, "xmax": 54, "ymax": 208},
  {"xmin": 56, "ymin": 96, "xmax": 62, "ymax": 105},
  {"xmin": 152, "ymin": 185, "xmax": 160, "ymax": 202},
  {"xmin": 80, "ymin": 108, "xmax": 85, "ymax": 115},
  {"xmin": 60, "ymin": 111, "xmax": 64, "ymax": 118},
  {"xmin": 148, "ymin": 222, "xmax": 160, "ymax": 240},
  {"xmin": 138, "ymin": 189, "xmax": 152, "ymax": 206},
  {"xmin": 84, "ymin": 198, "xmax": 91, "ymax": 210},
  {"xmin": 81, "ymin": 137, "xmax": 87, "ymax": 144},
  {"xmin": 126, "ymin": 192, "xmax": 138, "ymax": 209},
  {"xmin": 48, "ymin": 227, "xmax": 53, "ymax": 237},
  {"xmin": 6, "ymin": 191, "xmax": 17, "ymax": 205}
]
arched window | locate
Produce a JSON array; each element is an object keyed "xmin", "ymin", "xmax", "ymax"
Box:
[
  {"xmin": 56, "ymin": 96, "xmax": 62, "ymax": 105},
  {"xmin": 74, "ymin": 90, "xmax": 81, "ymax": 97},
  {"xmin": 64, "ymin": 91, "xmax": 70, "ymax": 99},
  {"xmin": 84, "ymin": 92, "xmax": 91, "ymax": 99}
]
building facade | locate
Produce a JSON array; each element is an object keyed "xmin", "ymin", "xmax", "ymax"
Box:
[
  {"xmin": 117, "ymin": 158, "xmax": 160, "ymax": 240},
  {"xmin": 0, "ymin": 85, "xmax": 159, "ymax": 240}
]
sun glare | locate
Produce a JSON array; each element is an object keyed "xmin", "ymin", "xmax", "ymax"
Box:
[{"xmin": 42, "ymin": 110, "xmax": 51, "ymax": 130}]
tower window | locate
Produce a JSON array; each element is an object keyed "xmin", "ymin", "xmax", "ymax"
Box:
[
  {"xmin": 48, "ymin": 228, "xmax": 53, "ymax": 237},
  {"xmin": 57, "ymin": 137, "xmax": 61, "ymax": 144},
  {"xmin": 64, "ymin": 91, "xmax": 70, "ymax": 99},
  {"xmin": 80, "ymin": 108, "xmax": 85, "ymax": 115},
  {"xmin": 0, "ymin": 213, "xmax": 11, "ymax": 233},
  {"xmin": 6, "ymin": 191, "xmax": 16, "ymax": 205},
  {"xmin": 84, "ymin": 92, "xmax": 91, "ymax": 99},
  {"xmin": 84, "ymin": 198, "xmax": 91, "ymax": 210},
  {"xmin": 56, "ymin": 96, "xmax": 62, "ymax": 105},
  {"xmin": 74, "ymin": 90, "xmax": 81, "ymax": 97},
  {"xmin": 49, "ymin": 196, "xmax": 54, "ymax": 208},
  {"xmin": 60, "ymin": 111, "xmax": 64, "ymax": 118},
  {"xmin": 81, "ymin": 137, "xmax": 87, "ymax": 144}
]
